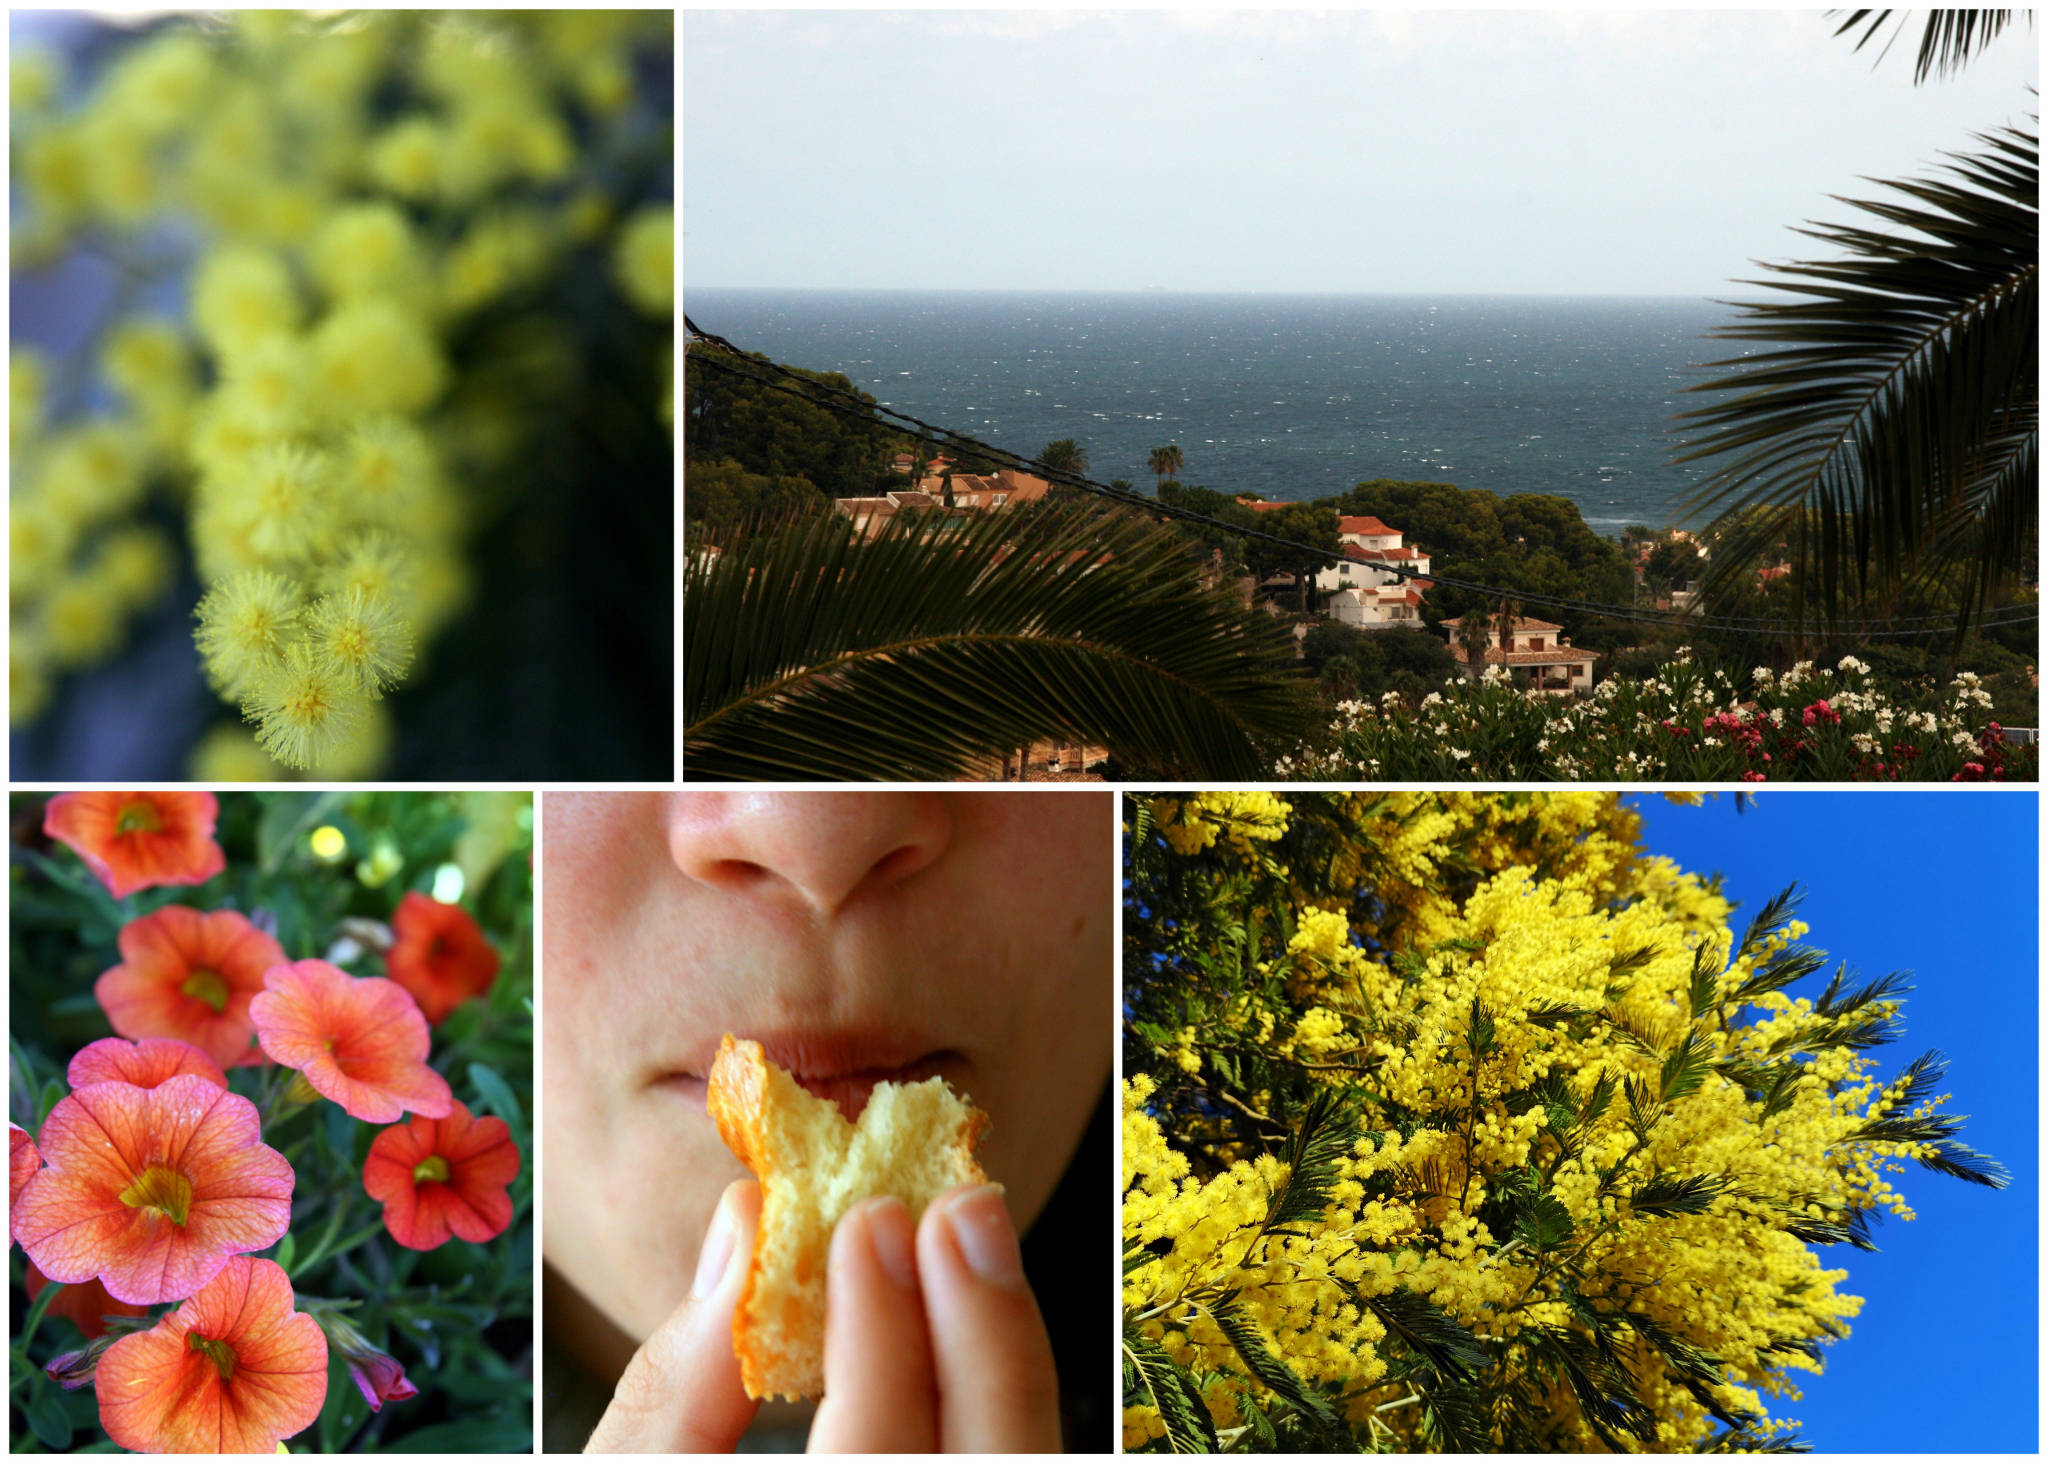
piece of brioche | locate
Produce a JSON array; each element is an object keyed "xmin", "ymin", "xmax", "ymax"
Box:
[{"xmin": 706, "ymin": 1033, "xmax": 990, "ymax": 1401}]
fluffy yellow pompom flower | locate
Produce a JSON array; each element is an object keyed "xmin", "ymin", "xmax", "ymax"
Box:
[
  {"xmin": 217, "ymin": 336, "xmax": 314, "ymax": 435},
  {"xmin": 304, "ymin": 585, "xmax": 415, "ymax": 695},
  {"xmin": 320, "ymin": 529, "xmax": 418, "ymax": 605},
  {"xmin": 309, "ymin": 202, "xmax": 427, "ymax": 304},
  {"xmin": 10, "ymin": 47, "xmax": 61, "ymax": 115},
  {"xmin": 103, "ymin": 32, "xmax": 216, "ymax": 137},
  {"xmin": 42, "ymin": 574, "xmax": 125, "ymax": 668},
  {"xmin": 92, "ymin": 526, "xmax": 176, "ymax": 611},
  {"xmin": 194, "ymin": 569, "xmax": 302, "ymax": 697},
  {"xmin": 209, "ymin": 442, "xmax": 337, "ymax": 565},
  {"xmin": 368, "ymin": 117, "xmax": 445, "ymax": 201},
  {"xmin": 614, "ymin": 205, "xmax": 673, "ymax": 316},
  {"xmin": 101, "ymin": 318, "xmax": 196, "ymax": 405},
  {"xmin": 189, "ymin": 723, "xmax": 285, "ymax": 782},
  {"xmin": 193, "ymin": 244, "xmax": 303, "ymax": 359},
  {"xmin": 246, "ymin": 640, "xmax": 367, "ymax": 770},
  {"xmin": 12, "ymin": 629, "xmax": 53, "ymax": 727},
  {"xmin": 10, "ymin": 502, "xmax": 76, "ymax": 604},
  {"xmin": 310, "ymin": 299, "xmax": 448, "ymax": 419}
]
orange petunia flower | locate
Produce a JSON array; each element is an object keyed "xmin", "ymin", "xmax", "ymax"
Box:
[
  {"xmin": 12, "ymin": 1074, "xmax": 293, "ymax": 1305},
  {"xmin": 96, "ymin": 1255, "xmax": 327, "ymax": 1453},
  {"xmin": 362, "ymin": 1099, "xmax": 519, "ymax": 1251},
  {"xmin": 250, "ymin": 961, "xmax": 453, "ymax": 1124},
  {"xmin": 11, "ymin": 1122, "xmax": 38, "ymax": 1203},
  {"xmin": 44, "ymin": 790, "xmax": 227, "ymax": 900},
  {"xmin": 385, "ymin": 891, "xmax": 501, "ymax": 1024},
  {"xmin": 25, "ymin": 1259, "xmax": 149, "ymax": 1340},
  {"xmin": 69, "ymin": 1036, "xmax": 228, "ymax": 1093},
  {"xmin": 11, "ymin": 1123, "xmax": 39, "ymax": 1247},
  {"xmin": 95, "ymin": 906, "xmax": 288, "ymax": 1071}
]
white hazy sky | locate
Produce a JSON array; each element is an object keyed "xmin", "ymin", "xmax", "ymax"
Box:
[{"xmin": 683, "ymin": 7, "xmax": 2036, "ymax": 295}]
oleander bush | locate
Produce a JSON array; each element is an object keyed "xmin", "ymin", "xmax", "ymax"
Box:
[{"xmin": 1280, "ymin": 653, "xmax": 2034, "ymax": 781}]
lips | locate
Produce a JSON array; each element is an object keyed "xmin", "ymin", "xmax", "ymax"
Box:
[{"xmin": 660, "ymin": 1028, "xmax": 955, "ymax": 1122}]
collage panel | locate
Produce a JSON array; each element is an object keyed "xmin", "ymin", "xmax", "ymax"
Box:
[
  {"xmin": 1121, "ymin": 790, "xmax": 2035, "ymax": 1453},
  {"xmin": 7, "ymin": 790, "xmax": 533, "ymax": 1452},
  {"xmin": 683, "ymin": 9, "xmax": 2035, "ymax": 786},
  {"xmin": 10, "ymin": 9, "xmax": 675, "ymax": 782},
  {"xmin": 540, "ymin": 790, "xmax": 1114, "ymax": 1453}
]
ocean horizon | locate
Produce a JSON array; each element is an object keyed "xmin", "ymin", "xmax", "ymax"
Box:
[{"xmin": 686, "ymin": 287, "xmax": 1749, "ymax": 533}]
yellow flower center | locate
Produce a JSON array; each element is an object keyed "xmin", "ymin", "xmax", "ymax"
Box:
[
  {"xmin": 181, "ymin": 968, "xmax": 230, "ymax": 1012},
  {"xmin": 118, "ymin": 1164, "xmax": 194, "ymax": 1225},
  {"xmin": 187, "ymin": 1332, "xmax": 237, "ymax": 1382},
  {"xmin": 115, "ymin": 798, "xmax": 164, "ymax": 835},
  {"xmin": 412, "ymin": 1155, "xmax": 451, "ymax": 1184}
]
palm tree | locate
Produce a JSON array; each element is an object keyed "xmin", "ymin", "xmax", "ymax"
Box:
[
  {"xmin": 1149, "ymin": 444, "xmax": 1186, "ymax": 489},
  {"xmin": 1036, "ymin": 438, "xmax": 1088, "ymax": 479},
  {"xmin": 1674, "ymin": 11, "xmax": 2036, "ymax": 633},
  {"xmin": 1454, "ymin": 610, "xmax": 1493, "ymax": 678},
  {"xmin": 683, "ymin": 504, "xmax": 1307, "ymax": 779}
]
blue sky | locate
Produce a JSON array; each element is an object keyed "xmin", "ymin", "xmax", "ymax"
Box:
[
  {"xmin": 1629, "ymin": 791, "xmax": 2038, "ymax": 1452},
  {"xmin": 684, "ymin": 9, "xmax": 2037, "ymax": 294}
]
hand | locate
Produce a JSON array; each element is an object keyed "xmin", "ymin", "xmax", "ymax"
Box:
[{"xmin": 585, "ymin": 1180, "xmax": 1061, "ymax": 1453}]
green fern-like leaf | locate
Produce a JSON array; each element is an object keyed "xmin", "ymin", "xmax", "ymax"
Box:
[
  {"xmin": 1124, "ymin": 1322, "xmax": 1220, "ymax": 1453},
  {"xmin": 1262, "ymin": 1089, "xmax": 1359, "ymax": 1239},
  {"xmin": 1210, "ymin": 1293, "xmax": 1350, "ymax": 1449},
  {"xmin": 1631, "ymin": 1172, "xmax": 1731, "ymax": 1217}
]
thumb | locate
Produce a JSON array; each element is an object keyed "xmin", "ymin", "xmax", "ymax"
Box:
[{"xmin": 585, "ymin": 1180, "xmax": 762, "ymax": 1453}]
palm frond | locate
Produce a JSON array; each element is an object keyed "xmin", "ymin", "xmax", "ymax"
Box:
[
  {"xmin": 1832, "ymin": 10, "xmax": 2025, "ymax": 84},
  {"xmin": 684, "ymin": 504, "xmax": 1307, "ymax": 779},
  {"xmin": 1673, "ymin": 122, "xmax": 2038, "ymax": 630}
]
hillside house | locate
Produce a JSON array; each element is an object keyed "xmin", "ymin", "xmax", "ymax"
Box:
[
  {"xmin": 832, "ymin": 468, "xmax": 1050, "ymax": 538},
  {"xmin": 1313, "ymin": 518, "xmax": 1434, "ymax": 629},
  {"xmin": 1440, "ymin": 615, "xmax": 1599, "ymax": 695}
]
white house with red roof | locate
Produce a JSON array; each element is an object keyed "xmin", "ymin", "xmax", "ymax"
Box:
[
  {"xmin": 1313, "ymin": 516, "xmax": 1434, "ymax": 629},
  {"xmin": 1440, "ymin": 615, "xmax": 1600, "ymax": 694}
]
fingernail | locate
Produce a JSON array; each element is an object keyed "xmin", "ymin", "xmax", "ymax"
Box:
[
  {"xmin": 861, "ymin": 1197, "xmax": 918, "ymax": 1290},
  {"xmin": 944, "ymin": 1186, "xmax": 1022, "ymax": 1287},
  {"xmin": 691, "ymin": 1193, "xmax": 738, "ymax": 1298}
]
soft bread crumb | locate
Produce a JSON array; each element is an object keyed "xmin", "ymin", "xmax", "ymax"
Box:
[{"xmin": 706, "ymin": 1033, "xmax": 990, "ymax": 1401}]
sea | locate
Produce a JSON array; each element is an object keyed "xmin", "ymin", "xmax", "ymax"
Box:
[{"xmin": 684, "ymin": 289, "xmax": 1750, "ymax": 535}]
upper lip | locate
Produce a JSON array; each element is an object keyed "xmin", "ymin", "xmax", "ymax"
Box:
[{"xmin": 666, "ymin": 1026, "xmax": 944, "ymax": 1083}]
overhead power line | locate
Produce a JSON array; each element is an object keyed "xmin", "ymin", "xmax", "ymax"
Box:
[{"xmin": 683, "ymin": 319, "xmax": 2038, "ymax": 642}]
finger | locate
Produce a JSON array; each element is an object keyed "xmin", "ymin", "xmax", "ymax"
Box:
[
  {"xmin": 808, "ymin": 1196, "xmax": 939, "ymax": 1453},
  {"xmin": 917, "ymin": 1185, "xmax": 1061, "ymax": 1453},
  {"xmin": 586, "ymin": 1179, "xmax": 763, "ymax": 1453}
]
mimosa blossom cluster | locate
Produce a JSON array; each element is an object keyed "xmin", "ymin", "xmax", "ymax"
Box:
[
  {"xmin": 1123, "ymin": 792, "xmax": 1998, "ymax": 1451},
  {"xmin": 10, "ymin": 12, "xmax": 673, "ymax": 774}
]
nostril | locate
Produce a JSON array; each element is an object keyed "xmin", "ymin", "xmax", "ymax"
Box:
[
  {"xmin": 700, "ymin": 859, "xmax": 772, "ymax": 894},
  {"xmin": 864, "ymin": 845, "xmax": 928, "ymax": 889}
]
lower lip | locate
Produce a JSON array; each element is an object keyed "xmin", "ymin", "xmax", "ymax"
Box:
[{"xmin": 663, "ymin": 1057, "xmax": 950, "ymax": 1123}]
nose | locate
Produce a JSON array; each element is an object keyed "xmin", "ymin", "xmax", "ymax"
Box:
[{"xmin": 666, "ymin": 793, "xmax": 953, "ymax": 915}]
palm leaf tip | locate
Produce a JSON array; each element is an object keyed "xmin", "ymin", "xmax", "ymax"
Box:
[{"xmin": 683, "ymin": 502, "xmax": 1307, "ymax": 780}]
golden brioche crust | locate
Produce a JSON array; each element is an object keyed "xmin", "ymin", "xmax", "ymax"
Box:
[{"xmin": 705, "ymin": 1032, "xmax": 990, "ymax": 1401}]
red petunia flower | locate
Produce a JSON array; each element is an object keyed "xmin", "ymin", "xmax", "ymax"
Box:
[
  {"xmin": 385, "ymin": 891, "xmax": 501, "ymax": 1024},
  {"xmin": 69, "ymin": 1036, "xmax": 228, "ymax": 1093},
  {"xmin": 12, "ymin": 1075, "xmax": 293, "ymax": 1305},
  {"xmin": 96, "ymin": 1255, "xmax": 327, "ymax": 1453},
  {"xmin": 362, "ymin": 1099, "xmax": 518, "ymax": 1251},
  {"xmin": 96, "ymin": 906, "xmax": 288, "ymax": 1071},
  {"xmin": 250, "ymin": 961, "xmax": 452, "ymax": 1124},
  {"xmin": 25, "ymin": 1259, "xmax": 149, "ymax": 1340},
  {"xmin": 43, "ymin": 791, "xmax": 226, "ymax": 900}
]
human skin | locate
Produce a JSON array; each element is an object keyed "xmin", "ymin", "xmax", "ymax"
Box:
[{"xmin": 542, "ymin": 791, "xmax": 1110, "ymax": 1429}]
